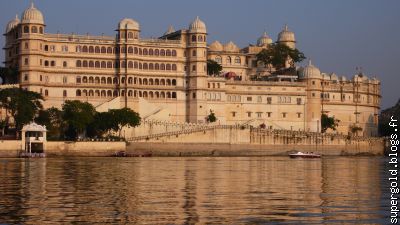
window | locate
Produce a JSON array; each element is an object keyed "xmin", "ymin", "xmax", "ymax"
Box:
[
  {"xmin": 297, "ymin": 98, "xmax": 302, "ymax": 105},
  {"xmin": 215, "ymin": 56, "xmax": 222, "ymax": 64},
  {"xmin": 192, "ymin": 65, "xmax": 196, "ymax": 71},
  {"xmin": 192, "ymin": 93, "xmax": 196, "ymax": 99},
  {"xmin": 297, "ymin": 112, "xmax": 302, "ymax": 118},
  {"xmin": 192, "ymin": 50, "xmax": 196, "ymax": 57},
  {"xmin": 24, "ymin": 74, "xmax": 28, "ymax": 81},
  {"xmin": 226, "ymin": 56, "xmax": 231, "ymax": 64},
  {"xmin": 51, "ymin": 61, "xmax": 56, "ymax": 67},
  {"xmin": 63, "ymin": 61, "xmax": 67, "ymax": 67},
  {"xmin": 24, "ymin": 58, "xmax": 28, "ymax": 65},
  {"xmin": 31, "ymin": 26, "xmax": 38, "ymax": 33},
  {"xmin": 282, "ymin": 112, "xmax": 287, "ymax": 118},
  {"xmin": 45, "ymin": 90, "xmax": 49, "ymax": 96},
  {"xmin": 23, "ymin": 26, "xmax": 29, "ymax": 33},
  {"xmin": 76, "ymin": 77, "xmax": 81, "ymax": 83},
  {"xmin": 39, "ymin": 27, "xmax": 43, "ymax": 34},
  {"xmin": 247, "ymin": 112, "xmax": 252, "ymax": 117},
  {"xmin": 191, "ymin": 35, "xmax": 196, "ymax": 42},
  {"xmin": 312, "ymin": 81, "xmax": 315, "ymax": 85},
  {"xmin": 63, "ymin": 76, "xmax": 67, "ymax": 84},
  {"xmin": 50, "ymin": 46, "xmax": 55, "ymax": 52},
  {"xmin": 232, "ymin": 112, "xmax": 236, "ymax": 117},
  {"xmin": 267, "ymin": 97, "xmax": 272, "ymax": 104},
  {"xmin": 257, "ymin": 112, "xmax": 262, "ymax": 118},
  {"xmin": 62, "ymin": 45, "xmax": 68, "ymax": 52},
  {"xmin": 63, "ymin": 90, "xmax": 67, "ymax": 97},
  {"xmin": 24, "ymin": 42, "xmax": 29, "ymax": 49},
  {"xmin": 235, "ymin": 57, "xmax": 241, "ymax": 64},
  {"xmin": 247, "ymin": 97, "xmax": 252, "ymax": 102},
  {"xmin": 267, "ymin": 112, "xmax": 272, "ymax": 117},
  {"xmin": 257, "ymin": 96, "xmax": 262, "ymax": 103},
  {"xmin": 40, "ymin": 75, "xmax": 42, "ymax": 81}
]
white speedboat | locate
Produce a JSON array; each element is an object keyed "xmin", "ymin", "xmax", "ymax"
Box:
[{"xmin": 289, "ymin": 151, "xmax": 321, "ymax": 158}]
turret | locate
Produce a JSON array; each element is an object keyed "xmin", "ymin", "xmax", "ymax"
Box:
[{"xmin": 277, "ymin": 25, "xmax": 296, "ymax": 49}]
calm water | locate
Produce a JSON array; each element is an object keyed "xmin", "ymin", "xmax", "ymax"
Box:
[{"xmin": 0, "ymin": 156, "xmax": 391, "ymax": 224}]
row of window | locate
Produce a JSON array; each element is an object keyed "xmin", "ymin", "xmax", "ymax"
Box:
[
  {"xmin": 208, "ymin": 83, "xmax": 221, "ymax": 89},
  {"xmin": 227, "ymin": 95, "xmax": 302, "ymax": 104},
  {"xmin": 76, "ymin": 60, "xmax": 178, "ymax": 70},
  {"xmin": 23, "ymin": 25, "xmax": 44, "ymax": 34},
  {"xmin": 231, "ymin": 111, "xmax": 302, "ymax": 118},
  {"xmin": 76, "ymin": 76, "xmax": 177, "ymax": 86},
  {"xmin": 75, "ymin": 45, "xmax": 177, "ymax": 57},
  {"xmin": 75, "ymin": 89, "xmax": 177, "ymax": 99},
  {"xmin": 215, "ymin": 56, "xmax": 241, "ymax": 65},
  {"xmin": 191, "ymin": 35, "xmax": 207, "ymax": 42}
]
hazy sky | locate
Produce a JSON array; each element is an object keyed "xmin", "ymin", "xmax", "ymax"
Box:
[{"xmin": 1, "ymin": 0, "xmax": 399, "ymax": 108}]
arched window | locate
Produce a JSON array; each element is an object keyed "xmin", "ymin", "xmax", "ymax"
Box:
[
  {"xmin": 143, "ymin": 48, "xmax": 148, "ymax": 55},
  {"xmin": 128, "ymin": 77, "xmax": 133, "ymax": 84},
  {"xmin": 107, "ymin": 61, "xmax": 112, "ymax": 68},
  {"xmin": 101, "ymin": 61, "xmax": 106, "ymax": 68},
  {"xmin": 172, "ymin": 92, "xmax": 177, "ymax": 98},
  {"xmin": 134, "ymin": 47, "xmax": 138, "ymax": 54},
  {"xmin": 128, "ymin": 32, "xmax": 133, "ymax": 39},
  {"xmin": 172, "ymin": 79, "xmax": 177, "ymax": 86},
  {"xmin": 83, "ymin": 77, "xmax": 88, "ymax": 83},
  {"xmin": 121, "ymin": 77, "xmax": 125, "ymax": 84},
  {"xmin": 172, "ymin": 64, "xmax": 177, "ymax": 71},
  {"xmin": 113, "ymin": 77, "xmax": 118, "ymax": 84},
  {"xmin": 39, "ymin": 27, "xmax": 43, "ymax": 34},
  {"xmin": 95, "ymin": 61, "xmax": 100, "ymax": 68},
  {"xmin": 160, "ymin": 63, "xmax": 165, "ymax": 70},
  {"xmin": 149, "ymin": 49, "xmax": 153, "ymax": 55},
  {"xmin": 89, "ymin": 77, "xmax": 94, "ymax": 83},
  {"xmin": 172, "ymin": 50, "xmax": 177, "ymax": 56},
  {"xmin": 76, "ymin": 60, "xmax": 82, "ymax": 67},
  {"xmin": 107, "ymin": 77, "xmax": 112, "ymax": 84},
  {"xmin": 235, "ymin": 56, "xmax": 241, "ymax": 64},
  {"xmin": 155, "ymin": 63, "xmax": 159, "ymax": 70},
  {"xmin": 192, "ymin": 50, "xmax": 196, "ymax": 57},
  {"xmin": 23, "ymin": 26, "xmax": 29, "ymax": 33},
  {"xmin": 139, "ymin": 63, "xmax": 142, "ymax": 69},
  {"xmin": 134, "ymin": 62, "xmax": 138, "ymax": 69},
  {"xmin": 95, "ymin": 46, "xmax": 100, "ymax": 53},
  {"xmin": 76, "ymin": 90, "xmax": 81, "ymax": 96},
  {"xmin": 167, "ymin": 79, "xmax": 171, "ymax": 86},
  {"xmin": 107, "ymin": 90, "xmax": 112, "ymax": 97},
  {"xmin": 89, "ymin": 46, "xmax": 94, "ymax": 53},
  {"xmin": 128, "ymin": 90, "xmax": 133, "ymax": 96},
  {"xmin": 198, "ymin": 35, "xmax": 203, "ymax": 42},
  {"xmin": 143, "ymin": 63, "xmax": 148, "ymax": 70},
  {"xmin": 95, "ymin": 90, "xmax": 100, "ymax": 97},
  {"xmin": 166, "ymin": 64, "xmax": 171, "ymax": 70},
  {"xmin": 82, "ymin": 46, "xmax": 88, "ymax": 52},
  {"xmin": 134, "ymin": 77, "xmax": 137, "ymax": 84},
  {"xmin": 121, "ymin": 47, "xmax": 126, "ymax": 54},
  {"xmin": 161, "ymin": 79, "xmax": 165, "ymax": 85},
  {"xmin": 113, "ymin": 90, "xmax": 118, "ymax": 97},
  {"xmin": 166, "ymin": 50, "xmax": 171, "ymax": 56},
  {"xmin": 143, "ymin": 92, "xmax": 148, "ymax": 98},
  {"xmin": 95, "ymin": 77, "xmax": 100, "ymax": 84},
  {"xmin": 107, "ymin": 47, "xmax": 113, "ymax": 54},
  {"xmin": 149, "ymin": 79, "xmax": 154, "ymax": 85},
  {"xmin": 149, "ymin": 92, "xmax": 154, "ymax": 98},
  {"xmin": 31, "ymin": 26, "xmax": 38, "ymax": 33},
  {"xmin": 89, "ymin": 61, "xmax": 94, "ymax": 68},
  {"xmin": 143, "ymin": 78, "xmax": 148, "ymax": 85},
  {"xmin": 101, "ymin": 90, "xmax": 106, "ymax": 97},
  {"xmin": 101, "ymin": 47, "xmax": 106, "ymax": 53},
  {"xmin": 155, "ymin": 79, "xmax": 159, "ymax": 85},
  {"xmin": 63, "ymin": 61, "xmax": 67, "ymax": 67},
  {"xmin": 155, "ymin": 49, "xmax": 159, "ymax": 56},
  {"xmin": 101, "ymin": 77, "xmax": 106, "ymax": 84},
  {"xmin": 160, "ymin": 49, "xmax": 165, "ymax": 56},
  {"xmin": 121, "ymin": 61, "xmax": 126, "ymax": 68},
  {"xmin": 83, "ymin": 60, "xmax": 88, "ymax": 67},
  {"xmin": 161, "ymin": 92, "xmax": 165, "ymax": 98},
  {"xmin": 215, "ymin": 56, "xmax": 222, "ymax": 64},
  {"xmin": 128, "ymin": 61, "xmax": 133, "ymax": 68},
  {"xmin": 128, "ymin": 47, "xmax": 133, "ymax": 54},
  {"xmin": 167, "ymin": 92, "xmax": 171, "ymax": 98},
  {"xmin": 226, "ymin": 56, "xmax": 232, "ymax": 64},
  {"xmin": 76, "ymin": 46, "xmax": 82, "ymax": 52},
  {"xmin": 155, "ymin": 92, "xmax": 160, "ymax": 98},
  {"xmin": 191, "ymin": 35, "xmax": 196, "ymax": 42},
  {"xmin": 149, "ymin": 63, "xmax": 154, "ymax": 70},
  {"xmin": 139, "ymin": 48, "xmax": 142, "ymax": 55},
  {"xmin": 139, "ymin": 78, "xmax": 142, "ymax": 85}
]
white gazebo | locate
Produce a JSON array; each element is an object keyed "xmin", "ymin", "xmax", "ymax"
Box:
[{"xmin": 21, "ymin": 122, "xmax": 47, "ymax": 153}]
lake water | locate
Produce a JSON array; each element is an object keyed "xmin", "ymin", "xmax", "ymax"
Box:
[{"xmin": 0, "ymin": 156, "xmax": 391, "ymax": 224}]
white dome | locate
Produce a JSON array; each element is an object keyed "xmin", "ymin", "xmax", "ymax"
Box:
[
  {"xmin": 209, "ymin": 41, "xmax": 223, "ymax": 51},
  {"xmin": 257, "ymin": 31, "xmax": 272, "ymax": 46},
  {"xmin": 278, "ymin": 25, "xmax": 295, "ymax": 42},
  {"xmin": 340, "ymin": 76, "xmax": 347, "ymax": 82},
  {"xmin": 6, "ymin": 15, "xmax": 20, "ymax": 33},
  {"xmin": 164, "ymin": 25, "xmax": 175, "ymax": 35},
  {"xmin": 330, "ymin": 73, "xmax": 338, "ymax": 81},
  {"xmin": 224, "ymin": 41, "xmax": 240, "ymax": 52},
  {"xmin": 189, "ymin": 16, "xmax": 206, "ymax": 33},
  {"xmin": 118, "ymin": 18, "xmax": 140, "ymax": 30},
  {"xmin": 21, "ymin": 3, "xmax": 44, "ymax": 24},
  {"xmin": 300, "ymin": 60, "xmax": 321, "ymax": 79},
  {"xmin": 321, "ymin": 73, "xmax": 330, "ymax": 80}
]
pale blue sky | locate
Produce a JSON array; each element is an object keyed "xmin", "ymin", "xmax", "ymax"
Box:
[{"xmin": 1, "ymin": 0, "xmax": 399, "ymax": 108}]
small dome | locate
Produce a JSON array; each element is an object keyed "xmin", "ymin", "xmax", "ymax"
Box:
[
  {"xmin": 330, "ymin": 73, "xmax": 338, "ymax": 81},
  {"xmin": 300, "ymin": 60, "xmax": 321, "ymax": 79},
  {"xmin": 164, "ymin": 25, "xmax": 175, "ymax": 35},
  {"xmin": 118, "ymin": 18, "xmax": 140, "ymax": 30},
  {"xmin": 257, "ymin": 31, "xmax": 273, "ymax": 46},
  {"xmin": 209, "ymin": 41, "xmax": 223, "ymax": 51},
  {"xmin": 321, "ymin": 73, "xmax": 330, "ymax": 80},
  {"xmin": 21, "ymin": 3, "xmax": 44, "ymax": 24},
  {"xmin": 340, "ymin": 76, "xmax": 347, "ymax": 82},
  {"xmin": 278, "ymin": 25, "xmax": 295, "ymax": 42},
  {"xmin": 224, "ymin": 41, "xmax": 240, "ymax": 52},
  {"xmin": 189, "ymin": 16, "xmax": 206, "ymax": 33},
  {"xmin": 5, "ymin": 14, "xmax": 20, "ymax": 33}
]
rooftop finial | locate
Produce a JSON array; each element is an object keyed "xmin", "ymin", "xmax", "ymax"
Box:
[
  {"xmin": 308, "ymin": 59, "xmax": 312, "ymax": 66},
  {"xmin": 30, "ymin": 1, "xmax": 35, "ymax": 9},
  {"xmin": 284, "ymin": 24, "xmax": 288, "ymax": 31},
  {"xmin": 15, "ymin": 14, "xmax": 19, "ymax": 20}
]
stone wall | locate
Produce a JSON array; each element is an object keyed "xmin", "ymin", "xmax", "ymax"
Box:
[{"xmin": 0, "ymin": 140, "xmax": 21, "ymax": 157}]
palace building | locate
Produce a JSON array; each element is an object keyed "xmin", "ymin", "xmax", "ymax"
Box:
[{"xmin": 2, "ymin": 3, "xmax": 381, "ymax": 136}]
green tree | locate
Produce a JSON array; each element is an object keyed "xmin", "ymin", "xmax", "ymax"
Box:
[
  {"xmin": 0, "ymin": 67, "xmax": 18, "ymax": 84},
  {"xmin": 0, "ymin": 88, "xmax": 43, "ymax": 138},
  {"xmin": 87, "ymin": 111, "xmax": 115, "ymax": 138},
  {"xmin": 35, "ymin": 107, "xmax": 63, "ymax": 140},
  {"xmin": 62, "ymin": 100, "xmax": 96, "ymax": 140},
  {"xmin": 206, "ymin": 110, "xmax": 217, "ymax": 123},
  {"xmin": 256, "ymin": 43, "xmax": 305, "ymax": 71},
  {"xmin": 207, "ymin": 59, "xmax": 222, "ymax": 76},
  {"xmin": 109, "ymin": 108, "xmax": 141, "ymax": 138},
  {"xmin": 321, "ymin": 113, "xmax": 340, "ymax": 133}
]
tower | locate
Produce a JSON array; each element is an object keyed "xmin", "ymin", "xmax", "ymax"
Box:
[
  {"xmin": 277, "ymin": 25, "xmax": 296, "ymax": 49},
  {"xmin": 186, "ymin": 16, "xmax": 208, "ymax": 123},
  {"xmin": 300, "ymin": 60, "xmax": 322, "ymax": 132}
]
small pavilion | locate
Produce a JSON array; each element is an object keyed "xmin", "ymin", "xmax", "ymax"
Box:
[{"xmin": 21, "ymin": 122, "xmax": 47, "ymax": 153}]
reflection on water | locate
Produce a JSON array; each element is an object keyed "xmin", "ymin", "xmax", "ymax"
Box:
[{"xmin": 0, "ymin": 156, "xmax": 389, "ymax": 224}]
